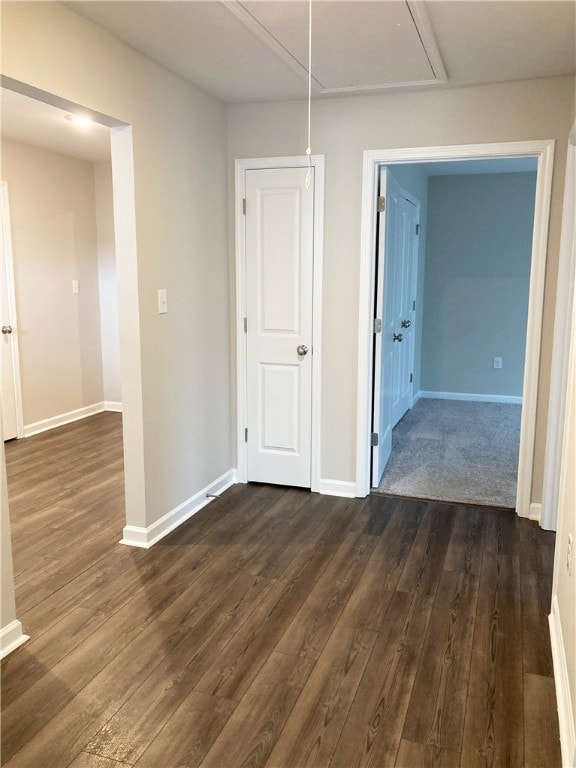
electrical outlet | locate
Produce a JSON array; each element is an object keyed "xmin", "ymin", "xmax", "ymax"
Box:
[
  {"xmin": 568, "ymin": 533, "xmax": 573, "ymax": 576},
  {"xmin": 493, "ymin": 357, "xmax": 502, "ymax": 369}
]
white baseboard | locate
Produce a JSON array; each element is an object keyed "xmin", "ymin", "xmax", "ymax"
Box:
[
  {"xmin": 24, "ymin": 402, "xmax": 104, "ymax": 436},
  {"xmin": 0, "ymin": 620, "xmax": 29, "ymax": 660},
  {"xmin": 104, "ymin": 401, "xmax": 123, "ymax": 412},
  {"xmin": 549, "ymin": 596, "xmax": 576, "ymax": 768},
  {"xmin": 120, "ymin": 469, "xmax": 238, "ymax": 549},
  {"xmin": 418, "ymin": 391, "xmax": 523, "ymax": 404},
  {"xmin": 529, "ymin": 502, "xmax": 542, "ymax": 522},
  {"xmin": 318, "ymin": 479, "xmax": 357, "ymax": 498}
]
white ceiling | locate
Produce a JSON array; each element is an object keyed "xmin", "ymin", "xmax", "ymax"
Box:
[
  {"xmin": 66, "ymin": 0, "xmax": 575, "ymax": 103},
  {"xmin": 1, "ymin": 88, "xmax": 111, "ymax": 162},
  {"xmin": 1, "ymin": 1, "xmax": 574, "ymax": 163}
]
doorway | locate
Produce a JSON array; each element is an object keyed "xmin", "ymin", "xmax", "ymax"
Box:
[
  {"xmin": 372, "ymin": 160, "xmax": 537, "ymax": 508},
  {"xmin": 235, "ymin": 155, "xmax": 325, "ymax": 492},
  {"xmin": 356, "ymin": 140, "xmax": 555, "ymax": 520}
]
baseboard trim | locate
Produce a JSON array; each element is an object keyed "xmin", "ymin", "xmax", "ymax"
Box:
[
  {"xmin": 529, "ymin": 502, "xmax": 542, "ymax": 522},
  {"xmin": 120, "ymin": 469, "xmax": 238, "ymax": 549},
  {"xmin": 104, "ymin": 401, "xmax": 123, "ymax": 412},
  {"xmin": 418, "ymin": 391, "xmax": 523, "ymax": 404},
  {"xmin": 0, "ymin": 620, "xmax": 29, "ymax": 660},
  {"xmin": 549, "ymin": 596, "xmax": 576, "ymax": 768},
  {"xmin": 24, "ymin": 402, "xmax": 105, "ymax": 436},
  {"xmin": 318, "ymin": 479, "xmax": 357, "ymax": 498}
]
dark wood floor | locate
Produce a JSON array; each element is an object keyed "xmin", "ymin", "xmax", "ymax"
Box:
[{"xmin": 2, "ymin": 412, "xmax": 561, "ymax": 767}]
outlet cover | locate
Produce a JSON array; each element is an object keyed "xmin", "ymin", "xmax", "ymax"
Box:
[{"xmin": 493, "ymin": 357, "xmax": 502, "ymax": 369}]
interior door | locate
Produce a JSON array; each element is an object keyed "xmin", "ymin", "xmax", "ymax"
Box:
[
  {"xmin": 392, "ymin": 194, "xmax": 418, "ymax": 425},
  {"xmin": 372, "ymin": 168, "xmax": 398, "ymax": 486},
  {"xmin": 245, "ymin": 166, "xmax": 314, "ymax": 487},
  {"xmin": 1, "ymin": 184, "xmax": 19, "ymax": 441},
  {"xmin": 372, "ymin": 168, "xmax": 419, "ymax": 486}
]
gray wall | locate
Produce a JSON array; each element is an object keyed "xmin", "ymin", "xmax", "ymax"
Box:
[
  {"xmin": 421, "ymin": 172, "xmax": 536, "ymax": 396},
  {"xmin": 421, "ymin": 172, "xmax": 537, "ymax": 397}
]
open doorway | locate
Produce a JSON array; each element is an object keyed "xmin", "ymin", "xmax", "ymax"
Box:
[
  {"xmin": 372, "ymin": 158, "xmax": 537, "ymax": 508},
  {"xmin": 0, "ymin": 85, "xmax": 130, "ymax": 540},
  {"xmin": 356, "ymin": 140, "xmax": 555, "ymax": 520}
]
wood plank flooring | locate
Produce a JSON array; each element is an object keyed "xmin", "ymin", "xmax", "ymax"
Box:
[{"xmin": 1, "ymin": 412, "xmax": 562, "ymax": 767}]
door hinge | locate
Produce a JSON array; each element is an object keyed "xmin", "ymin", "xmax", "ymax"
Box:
[
  {"xmin": 410, "ymin": 373, "xmax": 413, "ymax": 383},
  {"xmin": 377, "ymin": 196, "xmax": 386, "ymax": 213},
  {"xmin": 244, "ymin": 428, "xmax": 248, "ymax": 442},
  {"xmin": 415, "ymin": 223, "xmax": 421, "ymax": 235},
  {"xmin": 243, "ymin": 317, "xmax": 247, "ymax": 333},
  {"xmin": 373, "ymin": 318, "xmax": 382, "ymax": 334},
  {"xmin": 242, "ymin": 198, "xmax": 246, "ymax": 215},
  {"xmin": 412, "ymin": 300, "xmax": 416, "ymax": 311},
  {"xmin": 371, "ymin": 432, "xmax": 379, "ymax": 447}
]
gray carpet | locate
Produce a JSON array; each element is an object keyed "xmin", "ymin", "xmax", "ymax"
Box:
[{"xmin": 376, "ymin": 398, "xmax": 522, "ymax": 508}]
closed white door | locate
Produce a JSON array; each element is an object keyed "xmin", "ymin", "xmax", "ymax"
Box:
[
  {"xmin": 1, "ymin": 184, "xmax": 20, "ymax": 441},
  {"xmin": 245, "ymin": 167, "xmax": 314, "ymax": 487}
]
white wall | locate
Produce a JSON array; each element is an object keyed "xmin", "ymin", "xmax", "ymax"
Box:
[
  {"xmin": 1, "ymin": 137, "xmax": 104, "ymax": 427},
  {"xmin": 227, "ymin": 75, "xmax": 574, "ymax": 498},
  {"xmin": 421, "ymin": 172, "xmax": 536, "ymax": 397},
  {"xmin": 95, "ymin": 161, "xmax": 121, "ymax": 406}
]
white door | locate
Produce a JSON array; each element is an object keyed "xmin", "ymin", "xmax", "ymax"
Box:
[
  {"xmin": 372, "ymin": 168, "xmax": 419, "ymax": 486},
  {"xmin": 245, "ymin": 167, "xmax": 314, "ymax": 487},
  {"xmin": 392, "ymin": 194, "xmax": 418, "ymax": 426},
  {"xmin": 1, "ymin": 184, "xmax": 20, "ymax": 442},
  {"xmin": 372, "ymin": 168, "xmax": 397, "ymax": 486}
]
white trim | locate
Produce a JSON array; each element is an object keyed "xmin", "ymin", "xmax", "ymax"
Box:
[
  {"xmin": 318, "ymin": 479, "xmax": 357, "ymax": 498},
  {"xmin": 104, "ymin": 401, "xmax": 123, "ymax": 413},
  {"xmin": 234, "ymin": 155, "xmax": 324, "ymax": 493},
  {"xmin": 529, "ymin": 502, "xmax": 542, "ymax": 522},
  {"xmin": 0, "ymin": 181, "xmax": 24, "ymax": 439},
  {"xmin": 120, "ymin": 469, "xmax": 237, "ymax": 549},
  {"xmin": 23, "ymin": 402, "xmax": 108, "ymax": 437},
  {"xmin": 541, "ymin": 126, "xmax": 576, "ymax": 532},
  {"xmin": 356, "ymin": 140, "xmax": 555, "ymax": 522},
  {"xmin": 0, "ymin": 620, "xmax": 29, "ymax": 660},
  {"xmin": 418, "ymin": 391, "xmax": 523, "ymax": 405},
  {"xmin": 549, "ymin": 596, "xmax": 576, "ymax": 768}
]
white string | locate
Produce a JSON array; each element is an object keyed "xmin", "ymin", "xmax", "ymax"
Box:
[{"xmin": 305, "ymin": 0, "xmax": 312, "ymax": 189}]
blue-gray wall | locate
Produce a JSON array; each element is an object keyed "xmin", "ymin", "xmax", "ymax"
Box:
[{"xmin": 421, "ymin": 172, "xmax": 537, "ymax": 397}]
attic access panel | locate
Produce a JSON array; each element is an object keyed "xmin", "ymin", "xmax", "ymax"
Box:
[{"xmin": 231, "ymin": 0, "xmax": 446, "ymax": 93}]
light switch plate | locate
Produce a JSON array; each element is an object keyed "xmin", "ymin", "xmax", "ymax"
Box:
[{"xmin": 158, "ymin": 289, "xmax": 168, "ymax": 314}]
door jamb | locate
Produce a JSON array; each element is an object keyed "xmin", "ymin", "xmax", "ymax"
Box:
[
  {"xmin": 234, "ymin": 155, "xmax": 325, "ymax": 492},
  {"xmin": 356, "ymin": 140, "xmax": 555, "ymax": 521},
  {"xmin": 0, "ymin": 181, "xmax": 24, "ymax": 439}
]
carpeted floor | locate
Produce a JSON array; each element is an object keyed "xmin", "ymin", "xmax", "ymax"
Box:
[{"xmin": 376, "ymin": 398, "xmax": 522, "ymax": 508}]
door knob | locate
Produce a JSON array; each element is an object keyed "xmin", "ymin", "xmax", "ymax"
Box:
[
  {"xmin": 297, "ymin": 344, "xmax": 309, "ymax": 356},
  {"xmin": 393, "ymin": 333, "xmax": 403, "ymax": 342},
  {"xmin": 1, "ymin": 325, "xmax": 13, "ymax": 335},
  {"xmin": 401, "ymin": 319, "xmax": 411, "ymax": 328}
]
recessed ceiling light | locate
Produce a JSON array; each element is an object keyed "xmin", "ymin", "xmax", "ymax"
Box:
[{"xmin": 66, "ymin": 114, "xmax": 93, "ymax": 128}]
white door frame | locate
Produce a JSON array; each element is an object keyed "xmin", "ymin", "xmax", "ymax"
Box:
[
  {"xmin": 541, "ymin": 124, "xmax": 576, "ymax": 530},
  {"xmin": 0, "ymin": 181, "xmax": 24, "ymax": 439},
  {"xmin": 356, "ymin": 140, "xmax": 555, "ymax": 521},
  {"xmin": 235, "ymin": 155, "xmax": 324, "ymax": 492}
]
